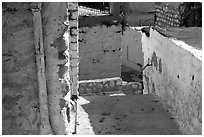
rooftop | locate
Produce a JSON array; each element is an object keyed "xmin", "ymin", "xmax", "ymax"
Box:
[{"xmin": 153, "ymin": 27, "xmax": 202, "ymax": 50}]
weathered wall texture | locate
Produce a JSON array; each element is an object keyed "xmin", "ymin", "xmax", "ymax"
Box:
[
  {"xmin": 122, "ymin": 27, "xmax": 143, "ymax": 71},
  {"xmin": 79, "ymin": 25, "xmax": 122, "ymax": 80},
  {"xmin": 141, "ymin": 28, "xmax": 202, "ymax": 134},
  {"xmin": 42, "ymin": 3, "xmax": 71, "ymax": 134},
  {"xmin": 2, "ymin": 3, "xmax": 39, "ymax": 134},
  {"xmin": 2, "ymin": 2, "xmax": 76, "ymax": 135}
]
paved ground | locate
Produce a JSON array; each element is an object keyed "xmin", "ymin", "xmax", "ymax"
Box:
[{"xmin": 75, "ymin": 94, "xmax": 182, "ymax": 135}]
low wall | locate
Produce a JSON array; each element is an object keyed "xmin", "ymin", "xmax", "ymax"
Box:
[
  {"xmin": 78, "ymin": 77, "xmax": 142, "ymax": 96},
  {"xmin": 79, "ymin": 25, "xmax": 122, "ymax": 80},
  {"xmin": 79, "ymin": 77, "xmax": 122, "ymax": 95},
  {"xmin": 122, "ymin": 27, "xmax": 143, "ymax": 71},
  {"xmin": 122, "ymin": 81, "xmax": 142, "ymax": 95},
  {"xmin": 141, "ymin": 27, "xmax": 202, "ymax": 134}
]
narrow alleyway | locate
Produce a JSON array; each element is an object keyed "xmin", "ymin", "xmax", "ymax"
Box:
[{"xmin": 76, "ymin": 94, "xmax": 182, "ymax": 135}]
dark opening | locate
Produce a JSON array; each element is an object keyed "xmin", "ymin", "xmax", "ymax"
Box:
[{"xmin": 192, "ymin": 75, "xmax": 195, "ymax": 80}]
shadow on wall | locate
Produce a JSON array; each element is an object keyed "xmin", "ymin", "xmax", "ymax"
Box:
[{"xmin": 78, "ymin": 95, "xmax": 182, "ymax": 135}]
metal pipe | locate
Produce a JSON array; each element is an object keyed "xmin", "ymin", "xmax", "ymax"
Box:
[{"xmin": 136, "ymin": 62, "xmax": 152, "ymax": 78}]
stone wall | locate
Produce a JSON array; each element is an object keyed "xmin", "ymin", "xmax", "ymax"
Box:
[
  {"xmin": 67, "ymin": 2, "xmax": 79, "ymax": 97},
  {"xmin": 122, "ymin": 27, "xmax": 143, "ymax": 71},
  {"xmin": 79, "ymin": 77, "xmax": 122, "ymax": 95},
  {"xmin": 2, "ymin": 3, "xmax": 40, "ymax": 134},
  {"xmin": 155, "ymin": 2, "xmax": 180, "ymax": 27},
  {"xmin": 67, "ymin": 2, "xmax": 79, "ymax": 134},
  {"xmin": 79, "ymin": 25, "xmax": 122, "ymax": 80},
  {"xmin": 78, "ymin": 77, "xmax": 142, "ymax": 96},
  {"xmin": 141, "ymin": 27, "xmax": 202, "ymax": 134}
]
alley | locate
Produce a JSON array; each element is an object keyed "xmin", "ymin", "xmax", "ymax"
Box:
[
  {"xmin": 2, "ymin": 2, "xmax": 201, "ymax": 135},
  {"xmin": 76, "ymin": 94, "xmax": 182, "ymax": 135}
]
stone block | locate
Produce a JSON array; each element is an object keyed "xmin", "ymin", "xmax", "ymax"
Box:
[
  {"xmin": 70, "ymin": 11, "xmax": 78, "ymax": 20},
  {"xmin": 70, "ymin": 28, "xmax": 78, "ymax": 36},
  {"xmin": 70, "ymin": 58, "xmax": 79, "ymax": 67},
  {"xmin": 78, "ymin": 77, "xmax": 122, "ymax": 96},
  {"xmin": 68, "ymin": 2, "xmax": 78, "ymax": 10},
  {"xmin": 69, "ymin": 20, "xmax": 78, "ymax": 27},
  {"xmin": 69, "ymin": 43, "xmax": 78, "ymax": 51},
  {"xmin": 122, "ymin": 82, "xmax": 142, "ymax": 95},
  {"xmin": 70, "ymin": 35, "xmax": 78, "ymax": 43},
  {"xmin": 69, "ymin": 51, "xmax": 79, "ymax": 58}
]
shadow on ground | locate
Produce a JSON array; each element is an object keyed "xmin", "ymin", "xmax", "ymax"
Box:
[{"xmin": 77, "ymin": 94, "xmax": 182, "ymax": 135}]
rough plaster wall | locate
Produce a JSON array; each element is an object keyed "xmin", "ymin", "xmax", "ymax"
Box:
[
  {"xmin": 2, "ymin": 3, "xmax": 39, "ymax": 134},
  {"xmin": 41, "ymin": 3, "xmax": 71, "ymax": 134},
  {"xmin": 2, "ymin": 2, "xmax": 77, "ymax": 135},
  {"xmin": 141, "ymin": 28, "xmax": 202, "ymax": 134},
  {"xmin": 122, "ymin": 27, "xmax": 143, "ymax": 71},
  {"xmin": 79, "ymin": 25, "xmax": 122, "ymax": 80}
]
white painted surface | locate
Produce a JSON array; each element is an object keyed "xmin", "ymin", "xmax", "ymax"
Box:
[
  {"xmin": 141, "ymin": 28, "xmax": 202, "ymax": 134},
  {"xmin": 122, "ymin": 27, "xmax": 144, "ymax": 71}
]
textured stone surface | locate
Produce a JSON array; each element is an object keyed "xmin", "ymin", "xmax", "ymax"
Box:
[
  {"xmin": 122, "ymin": 81, "xmax": 142, "ymax": 95},
  {"xmin": 79, "ymin": 77, "xmax": 122, "ymax": 96},
  {"xmin": 78, "ymin": 77, "xmax": 142, "ymax": 96},
  {"xmin": 141, "ymin": 27, "xmax": 202, "ymax": 134},
  {"xmin": 66, "ymin": 2, "xmax": 79, "ymax": 134},
  {"xmin": 2, "ymin": 3, "xmax": 39, "ymax": 134},
  {"xmin": 79, "ymin": 25, "xmax": 122, "ymax": 80},
  {"xmin": 67, "ymin": 2, "xmax": 79, "ymax": 97}
]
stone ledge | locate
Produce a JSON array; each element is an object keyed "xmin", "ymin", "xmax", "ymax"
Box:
[
  {"xmin": 78, "ymin": 77, "xmax": 122, "ymax": 95},
  {"xmin": 79, "ymin": 77, "xmax": 142, "ymax": 96},
  {"xmin": 122, "ymin": 81, "xmax": 142, "ymax": 95}
]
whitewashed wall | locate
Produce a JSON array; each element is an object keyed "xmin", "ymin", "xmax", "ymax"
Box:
[{"xmin": 141, "ymin": 27, "xmax": 202, "ymax": 134}]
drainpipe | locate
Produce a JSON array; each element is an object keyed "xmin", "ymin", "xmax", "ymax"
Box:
[{"xmin": 31, "ymin": 4, "xmax": 53, "ymax": 135}]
